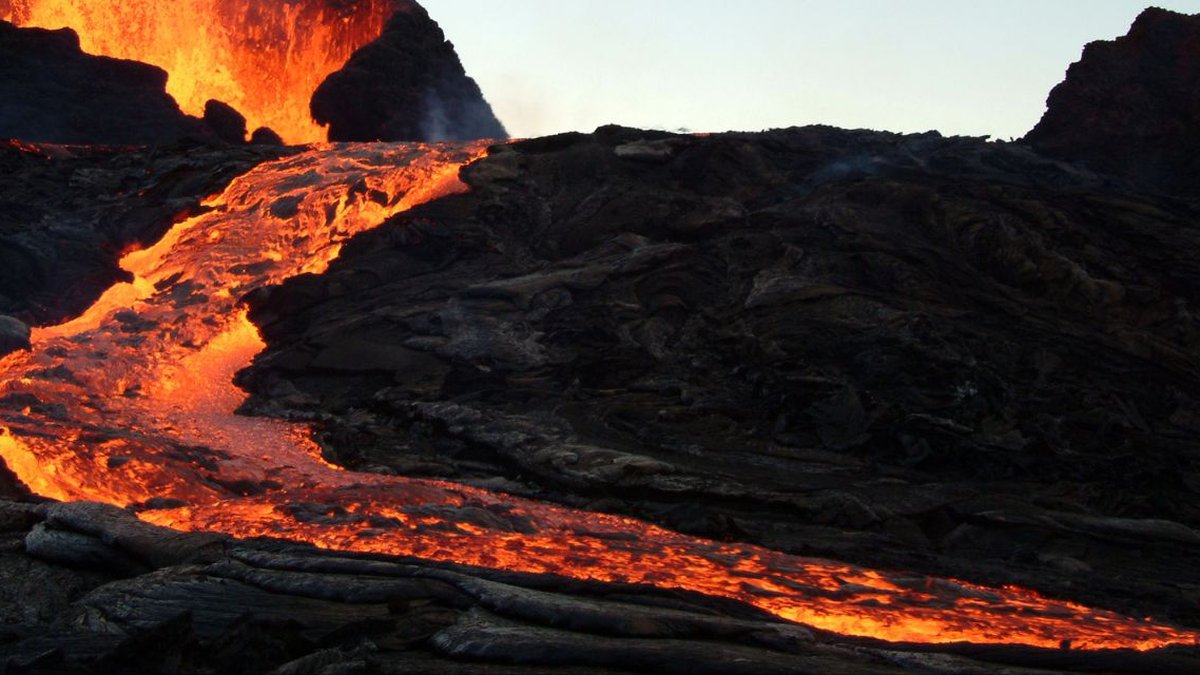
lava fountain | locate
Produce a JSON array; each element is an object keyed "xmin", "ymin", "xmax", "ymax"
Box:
[
  {"xmin": 0, "ymin": 141, "xmax": 1197, "ymax": 651},
  {"xmin": 0, "ymin": 0, "xmax": 407, "ymax": 143}
]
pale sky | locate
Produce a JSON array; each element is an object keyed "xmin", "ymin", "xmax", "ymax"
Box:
[{"xmin": 421, "ymin": 1, "xmax": 1200, "ymax": 139}]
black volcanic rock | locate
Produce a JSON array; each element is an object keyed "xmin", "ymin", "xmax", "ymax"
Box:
[
  {"xmin": 0, "ymin": 20, "xmax": 216, "ymax": 145},
  {"xmin": 310, "ymin": 3, "xmax": 506, "ymax": 142},
  {"xmin": 0, "ymin": 314, "xmax": 29, "ymax": 357},
  {"xmin": 203, "ymin": 99, "xmax": 248, "ymax": 145},
  {"xmin": 249, "ymin": 126, "xmax": 284, "ymax": 146},
  {"xmin": 241, "ymin": 126, "xmax": 1200, "ymax": 633},
  {"xmin": 0, "ymin": 499, "xmax": 1193, "ymax": 674},
  {"xmin": 1024, "ymin": 8, "xmax": 1200, "ymax": 198},
  {"xmin": 0, "ymin": 140, "xmax": 293, "ymax": 324}
]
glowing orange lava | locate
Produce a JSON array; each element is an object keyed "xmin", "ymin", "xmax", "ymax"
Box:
[
  {"xmin": 0, "ymin": 0, "xmax": 404, "ymax": 143},
  {"xmin": 0, "ymin": 141, "xmax": 1197, "ymax": 651}
]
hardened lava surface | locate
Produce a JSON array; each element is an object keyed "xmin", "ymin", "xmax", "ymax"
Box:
[{"xmin": 0, "ymin": 134, "xmax": 1196, "ymax": 675}]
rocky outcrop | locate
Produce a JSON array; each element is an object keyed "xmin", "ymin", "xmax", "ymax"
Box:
[
  {"xmin": 0, "ymin": 20, "xmax": 283, "ymax": 146},
  {"xmin": 310, "ymin": 3, "xmax": 506, "ymax": 142},
  {"xmin": 0, "ymin": 20, "xmax": 216, "ymax": 145},
  {"xmin": 240, "ymin": 126, "xmax": 1200, "ymax": 637},
  {"xmin": 0, "ymin": 140, "xmax": 293, "ymax": 324},
  {"xmin": 1024, "ymin": 8, "xmax": 1200, "ymax": 198}
]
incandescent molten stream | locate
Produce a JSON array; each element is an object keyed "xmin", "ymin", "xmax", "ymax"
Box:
[
  {"xmin": 0, "ymin": 0, "xmax": 405, "ymax": 143},
  {"xmin": 0, "ymin": 141, "xmax": 1197, "ymax": 651}
]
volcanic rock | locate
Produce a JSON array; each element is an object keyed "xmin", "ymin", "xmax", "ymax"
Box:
[
  {"xmin": 310, "ymin": 3, "xmax": 507, "ymax": 142},
  {"xmin": 0, "ymin": 139, "xmax": 293, "ymax": 324},
  {"xmin": 240, "ymin": 125, "xmax": 1200, "ymax": 635},
  {"xmin": 250, "ymin": 126, "xmax": 285, "ymax": 146},
  {"xmin": 0, "ymin": 498, "xmax": 1192, "ymax": 674},
  {"xmin": 204, "ymin": 99, "xmax": 249, "ymax": 145},
  {"xmin": 1024, "ymin": 8, "xmax": 1200, "ymax": 198},
  {"xmin": 0, "ymin": 20, "xmax": 216, "ymax": 145},
  {"xmin": 0, "ymin": 314, "xmax": 29, "ymax": 357},
  {"xmin": 2, "ymin": 7, "xmax": 1200, "ymax": 673}
]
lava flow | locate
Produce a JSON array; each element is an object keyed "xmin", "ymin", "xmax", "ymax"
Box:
[
  {"xmin": 0, "ymin": 142, "xmax": 1197, "ymax": 652},
  {"xmin": 0, "ymin": 0, "xmax": 405, "ymax": 143}
]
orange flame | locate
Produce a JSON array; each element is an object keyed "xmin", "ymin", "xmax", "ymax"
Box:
[
  {"xmin": 1, "ymin": 0, "xmax": 403, "ymax": 143},
  {"xmin": 0, "ymin": 141, "xmax": 1197, "ymax": 651}
]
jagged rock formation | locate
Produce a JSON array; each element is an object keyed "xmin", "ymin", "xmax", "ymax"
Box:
[
  {"xmin": 1024, "ymin": 7, "xmax": 1200, "ymax": 198},
  {"xmin": 250, "ymin": 126, "xmax": 285, "ymax": 146},
  {"xmin": 240, "ymin": 126, "xmax": 1200, "ymax": 640},
  {"xmin": 310, "ymin": 3, "xmax": 506, "ymax": 142},
  {"xmin": 0, "ymin": 140, "xmax": 292, "ymax": 324},
  {"xmin": 0, "ymin": 20, "xmax": 286, "ymax": 146},
  {"xmin": 0, "ymin": 21, "xmax": 216, "ymax": 145}
]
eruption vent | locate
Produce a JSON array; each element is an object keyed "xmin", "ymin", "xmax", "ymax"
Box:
[
  {"xmin": 0, "ymin": 142, "xmax": 1196, "ymax": 651},
  {"xmin": 0, "ymin": 0, "xmax": 406, "ymax": 143}
]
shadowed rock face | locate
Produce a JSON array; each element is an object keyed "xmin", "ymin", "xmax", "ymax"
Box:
[
  {"xmin": 0, "ymin": 21, "xmax": 216, "ymax": 145},
  {"xmin": 1024, "ymin": 7, "xmax": 1200, "ymax": 198},
  {"xmin": 310, "ymin": 3, "xmax": 506, "ymax": 142}
]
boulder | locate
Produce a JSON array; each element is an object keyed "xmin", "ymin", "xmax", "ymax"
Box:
[
  {"xmin": 0, "ymin": 314, "xmax": 29, "ymax": 356},
  {"xmin": 250, "ymin": 126, "xmax": 285, "ymax": 146},
  {"xmin": 203, "ymin": 99, "xmax": 248, "ymax": 144}
]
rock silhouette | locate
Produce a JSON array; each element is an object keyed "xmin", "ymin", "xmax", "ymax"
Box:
[
  {"xmin": 0, "ymin": 21, "xmax": 215, "ymax": 145},
  {"xmin": 1025, "ymin": 7, "xmax": 1200, "ymax": 198},
  {"xmin": 311, "ymin": 3, "xmax": 506, "ymax": 142},
  {"xmin": 0, "ymin": 139, "xmax": 291, "ymax": 324}
]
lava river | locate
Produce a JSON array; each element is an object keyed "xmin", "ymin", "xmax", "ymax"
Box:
[{"xmin": 0, "ymin": 142, "xmax": 1197, "ymax": 652}]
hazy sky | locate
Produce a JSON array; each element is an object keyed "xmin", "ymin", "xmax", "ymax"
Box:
[{"xmin": 421, "ymin": 1, "xmax": 1200, "ymax": 140}]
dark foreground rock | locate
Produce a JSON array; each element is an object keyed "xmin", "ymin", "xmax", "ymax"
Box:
[
  {"xmin": 0, "ymin": 140, "xmax": 293, "ymax": 324},
  {"xmin": 240, "ymin": 125, "xmax": 1200, "ymax": 637},
  {"xmin": 0, "ymin": 499, "xmax": 1194, "ymax": 674},
  {"xmin": 310, "ymin": 2, "xmax": 506, "ymax": 142},
  {"xmin": 1024, "ymin": 7, "xmax": 1200, "ymax": 198}
]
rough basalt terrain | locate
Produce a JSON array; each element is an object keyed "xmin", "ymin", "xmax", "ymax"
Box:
[
  {"xmin": 310, "ymin": 2, "xmax": 507, "ymax": 142},
  {"xmin": 239, "ymin": 124, "xmax": 1200, "ymax": 637}
]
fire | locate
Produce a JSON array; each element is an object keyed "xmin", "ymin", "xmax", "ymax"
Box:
[
  {"xmin": 0, "ymin": 0, "xmax": 405, "ymax": 143},
  {"xmin": 0, "ymin": 141, "xmax": 1197, "ymax": 651}
]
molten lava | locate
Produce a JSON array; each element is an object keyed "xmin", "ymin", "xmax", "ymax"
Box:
[
  {"xmin": 0, "ymin": 0, "xmax": 406, "ymax": 143},
  {"xmin": 0, "ymin": 141, "xmax": 1197, "ymax": 652}
]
